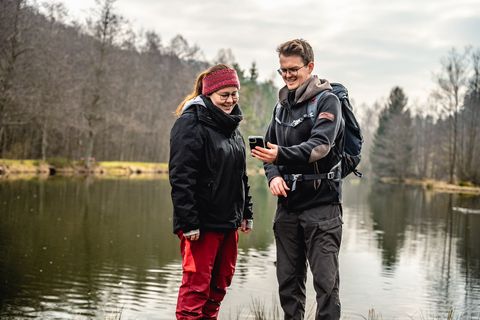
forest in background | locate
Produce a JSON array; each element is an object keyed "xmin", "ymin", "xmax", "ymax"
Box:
[
  {"xmin": 1, "ymin": 0, "xmax": 479, "ymax": 184},
  {"xmin": 0, "ymin": 0, "xmax": 276, "ymax": 165},
  {"xmin": 364, "ymin": 47, "xmax": 480, "ymax": 185}
]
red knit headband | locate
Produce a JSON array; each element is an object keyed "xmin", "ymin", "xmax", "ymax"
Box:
[{"xmin": 202, "ymin": 68, "xmax": 240, "ymax": 95}]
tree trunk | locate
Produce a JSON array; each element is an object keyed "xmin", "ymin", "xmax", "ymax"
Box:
[
  {"xmin": 450, "ymin": 114, "xmax": 457, "ymax": 184},
  {"xmin": 0, "ymin": 126, "xmax": 4, "ymax": 157},
  {"xmin": 85, "ymin": 128, "xmax": 95, "ymax": 170},
  {"xmin": 41, "ymin": 118, "xmax": 48, "ymax": 161}
]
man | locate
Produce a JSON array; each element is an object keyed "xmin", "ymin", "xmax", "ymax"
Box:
[{"xmin": 252, "ymin": 39, "xmax": 345, "ymax": 320}]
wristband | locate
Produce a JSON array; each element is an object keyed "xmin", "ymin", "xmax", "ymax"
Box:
[{"xmin": 184, "ymin": 229, "xmax": 200, "ymax": 237}]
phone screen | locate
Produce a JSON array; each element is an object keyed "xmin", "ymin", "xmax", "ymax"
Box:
[{"xmin": 248, "ymin": 136, "xmax": 265, "ymax": 150}]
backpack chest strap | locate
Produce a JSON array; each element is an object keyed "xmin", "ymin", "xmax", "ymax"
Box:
[
  {"xmin": 274, "ymin": 91, "xmax": 329, "ymax": 128},
  {"xmin": 282, "ymin": 161, "xmax": 342, "ymax": 191},
  {"xmin": 275, "ymin": 113, "xmax": 312, "ymax": 127}
]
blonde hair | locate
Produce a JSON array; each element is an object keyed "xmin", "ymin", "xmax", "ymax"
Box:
[{"xmin": 175, "ymin": 64, "xmax": 232, "ymax": 116}]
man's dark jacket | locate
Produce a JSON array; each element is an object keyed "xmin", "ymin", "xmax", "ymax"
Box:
[
  {"xmin": 169, "ymin": 95, "xmax": 253, "ymax": 234},
  {"xmin": 264, "ymin": 76, "xmax": 345, "ymax": 210}
]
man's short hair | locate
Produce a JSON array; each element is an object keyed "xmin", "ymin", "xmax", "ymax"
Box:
[{"xmin": 276, "ymin": 39, "xmax": 314, "ymax": 65}]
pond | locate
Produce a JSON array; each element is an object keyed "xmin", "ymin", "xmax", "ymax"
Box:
[{"xmin": 0, "ymin": 176, "xmax": 479, "ymax": 319}]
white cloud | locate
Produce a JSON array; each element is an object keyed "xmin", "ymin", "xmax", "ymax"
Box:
[{"xmin": 60, "ymin": 0, "xmax": 480, "ymax": 107}]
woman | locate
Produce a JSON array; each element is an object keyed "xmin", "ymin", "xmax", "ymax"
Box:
[{"xmin": 169, "ymin": 64, "xmax": 253, "ymax": 319}]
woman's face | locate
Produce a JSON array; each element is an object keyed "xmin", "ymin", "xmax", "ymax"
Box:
[{"xmin": 209, "ymin": 86, "xmax": 239, "ymax": 114}]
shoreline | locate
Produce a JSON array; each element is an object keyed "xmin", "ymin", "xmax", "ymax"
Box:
[
  {"xmin": 2, "ymin": 159, "xmax": 479, "ymax": 195},
  {"xmin": 0, "ymin": 159, "xmax": 267, "ymax": 179},
  {"xmin": 379, "ymin": 177, "xmax": 480, "ymax": 195},
  {"xmin": 0, "ymin": 159, "xmax": 168, "ymax": 179}
]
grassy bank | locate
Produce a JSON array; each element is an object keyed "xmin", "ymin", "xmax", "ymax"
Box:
[
  {"xmin": 379, "ymin": 177, "xmax": 480, "ymax": 195},
  {"xmin": 230, "ymin": 302, "xmax": 461, "ymax": 320},
  {"xmin": 0, "ymin": 158, "xmax": 168, "ymax": 178}
]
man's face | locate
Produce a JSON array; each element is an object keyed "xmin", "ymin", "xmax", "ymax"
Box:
[{"xmin": 278, "ymin": 54, "xmax": 314, "ymax": 90}]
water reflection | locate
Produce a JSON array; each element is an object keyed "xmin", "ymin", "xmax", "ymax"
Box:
[
  {"xmin": 0, "ymin": 177, "xmax": 180, "ymax": 319},
  {"xmin": 363, "ymin": 182, "xmax": 480, "ymax": 317},
  {"xmin": 0, "ymin": 177, "xmax": 479, "ymax": 319}
]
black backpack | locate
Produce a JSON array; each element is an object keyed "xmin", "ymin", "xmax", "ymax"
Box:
[
  {"xmin": 331, "ymin": 83, "xmax": 363, "ymax": 178},
  {"xmin": 275, "ymin": 82, "xmax": 363, "ymax": 178}
]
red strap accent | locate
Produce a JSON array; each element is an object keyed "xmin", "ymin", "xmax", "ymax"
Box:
[{"xmin": 318, "ymin": 112, "xmax": 335, "ymax": 121}]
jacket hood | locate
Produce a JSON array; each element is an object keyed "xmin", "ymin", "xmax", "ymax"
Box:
[
  {"xmin": 181, "ymin": 95, "xmax": 242, "ymax": 136},
  {"xmin": 181, "ymin": 95, "xmax": 206, "ymax": 113},
  {"xmin": 279, "ymin": 75, "xmax": 332, "ymax": 106}
]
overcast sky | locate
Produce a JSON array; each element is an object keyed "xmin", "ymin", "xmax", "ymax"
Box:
[{"xmin": 61, "ymin": 0, "xmax": 480, "ymax": 108}]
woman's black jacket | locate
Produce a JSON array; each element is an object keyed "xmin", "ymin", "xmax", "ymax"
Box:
[{"xmin": 169, "ymin": 95, "xmax": 253, "ymax": 234}]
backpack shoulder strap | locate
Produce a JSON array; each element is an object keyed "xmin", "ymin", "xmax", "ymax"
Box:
[
  {"xmin": 274, "ymin": 101, "xmax": 283, "ymax": 125},
  {"xmin": 274, "ymin": 100, "xmax": 312, "ymax": 127},
  {"xmin": 306, "ymin": 90, "xmax": 333, "ymax": 123},
  {"xmin": 275, "ymin": 90, "xmax": 334, "ymax": 127}
]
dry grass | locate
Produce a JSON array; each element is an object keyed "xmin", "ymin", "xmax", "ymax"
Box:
[
  {"xmin": 229, "ymin": 300, "xmax": 462, "ymax": 320},
  {"xmin": 379, "ymin": 177, "xmax": 480, "ymax": 194},
  {"xmin": 97, "ymin": 161, "xmax": 168, "ymax": 176},
  {"xmin": 0, "ymin": 158, "xmax": 168, "ymax": 178}
]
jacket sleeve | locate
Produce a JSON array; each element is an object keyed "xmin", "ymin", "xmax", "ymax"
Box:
[
  {"xmin": 169, "ymin": 114, "xmax": 203, "ymax": 233},
  {"xmin": 242, "ymin": 168, "xmax": 254, "ymax": 220},
  {"xmin": 276, "ymin": 94, "xmax": 342, "ymax": 165},
  {"xmin": 263, "ymin": 106, "xmax": 282, "ymax": 184},
  {"xmin": 238, "ymin": 134, "xmax": 253, "ymax": 219}
]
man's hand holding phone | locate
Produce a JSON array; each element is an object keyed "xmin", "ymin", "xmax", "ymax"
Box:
[
  {"xmin": 248, "ymin": 136, "xmax": 265, "ymax": 150},
  {"xmin": 248, "ymin": 136, "xmax": 278, "ymax": 164},
  {"xmin": 247, "ymin": 136, "xmax": 285, "ymax": 195}
]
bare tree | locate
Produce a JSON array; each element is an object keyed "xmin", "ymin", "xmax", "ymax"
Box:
[
  {"xmin": 356, "ymin": 102, "xmax": 381, "ymax": 176},
  {"xmin": 0, "ymin": 0, "xmax": 29, "ymax": 156},
  {"xmin": 214, "ymin": 48, "xmax": 236, "ymax": 65},
  {"xmin": 168, "ymin": 34, "xmax": 202, "ymax": 61},
  {"xmin": 31, "ymin": 2, "xmax": 70, "ymax": 160},
  {"xmin": 143, "ymin": 30, "xmax": 163, "ymax": 54},
  {"xmin": 459, "ymin": 49, "xmax": 480, "ymax": 182},
  {"xmin": 432, "ymin": 48, "xmax": 468, "ymax": 183},
  {"xmin": 82, "ymin": 0, "xmax": 123, "ymax": 168},
  {"xmin": 0, "ymin": 0, "xmax": 277, "ymax": 164}
]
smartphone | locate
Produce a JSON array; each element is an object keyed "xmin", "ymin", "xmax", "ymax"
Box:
[{"xmin": 248, "ymin": 136, "xmax": 265, "ymax": 150}]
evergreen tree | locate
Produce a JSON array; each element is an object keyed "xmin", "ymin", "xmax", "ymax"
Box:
[
  {"xmin": 249, "ymin": 61, "xmax": 258, "ymax": 82},
  {"xmin": 371, "ymin": 87, "xmax": 413, "ymax": 179}
]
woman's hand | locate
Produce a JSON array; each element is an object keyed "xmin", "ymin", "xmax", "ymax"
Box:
[
  {"xmin": 183, "ymin": 229, "xmax": 200, "ymax": 241},
  {"xmin": 240, "ymin": 219, "xmax": 253, "ymax": 233},
  {"xmin": 251, "ymin": 142, "xmax": 278, "ymax": 163}
]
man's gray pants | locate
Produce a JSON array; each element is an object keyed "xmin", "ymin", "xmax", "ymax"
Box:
[{"xmin": 273, "ymin": 204, "xmax": 343, "ymax": 320}]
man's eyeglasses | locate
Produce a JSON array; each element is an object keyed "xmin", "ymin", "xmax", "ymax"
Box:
[
  {"xmin": 215, "ymin": 91, "xmax": 239, "ymax": 101},
  {"xmin": 277, "ymin": 65, "xmax": 306, "ymax": 76}
]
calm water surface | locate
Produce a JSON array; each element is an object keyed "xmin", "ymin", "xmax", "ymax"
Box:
[{"xmin": 0, "ymin": 176, "xmax": 479, "ymax": 319}]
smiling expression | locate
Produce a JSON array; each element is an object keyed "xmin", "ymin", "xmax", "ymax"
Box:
[
  {"xmin": 209, "ymin": 86, "xmax": 239, "ymax": 114},
  {"xmin": 279, "ymin": 54, "xmax": 314, "ymax": 90}
]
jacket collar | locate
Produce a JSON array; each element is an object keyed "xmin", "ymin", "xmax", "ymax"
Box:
[
  {"xmin": 182, "ymin": 95, "xmax": 242, "ymax": 136},
  {"xmin": 181, "ymin": 95, "xmax": 205, "ymax": 113},
  {"xmin": 279, "ymin": 75, "xmax": 332, "ymax": 106}
]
